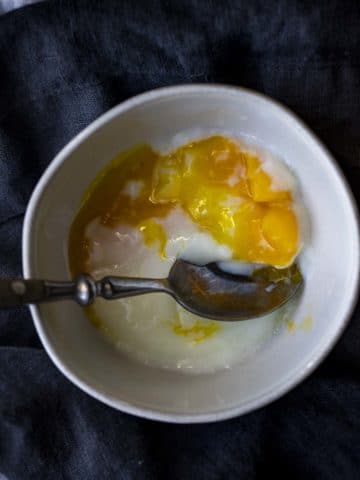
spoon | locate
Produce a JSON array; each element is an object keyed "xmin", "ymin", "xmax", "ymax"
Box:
[{"xmin": 0, "ymin": 260, "xmax": 302, "ymax": 321}]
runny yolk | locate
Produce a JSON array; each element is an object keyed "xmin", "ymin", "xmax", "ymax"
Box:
[
  {"xmin": 171, "ymin": 319, "xmax": 220, "ymax": 343},
  {"xmin": 68, "ymin": 135, "xmax": 300, "ymax": 275},
  {"xmin": 139, "ymin": 219, "xmax": 168, "ymax": 259},
  {"xmin": 150, "ymin": 136, "xmax": 299, "ymax": 267}
]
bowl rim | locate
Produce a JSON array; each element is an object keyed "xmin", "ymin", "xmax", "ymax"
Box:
[{"xmin": 22, "ymin": 83, "xmax": 360, "ymax": 423}]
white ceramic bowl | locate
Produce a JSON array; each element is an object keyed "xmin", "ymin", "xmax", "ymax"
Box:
[{"xmin": 23, "ymin": 85, "xmax": 360, "ymax": 423}]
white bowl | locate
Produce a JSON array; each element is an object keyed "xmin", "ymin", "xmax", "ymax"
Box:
[{"xmin": 23, "ymin": 85, "xmax": 360, "ymax": 423}]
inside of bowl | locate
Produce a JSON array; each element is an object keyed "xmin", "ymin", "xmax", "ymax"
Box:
[{"xmin": 24, "ymin": 87, "xmax": 359, "ymax": 420}]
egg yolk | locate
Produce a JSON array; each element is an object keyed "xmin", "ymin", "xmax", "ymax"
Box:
[
  {"xmin": 68, "ymin": 135, "xmax": 300, "ymax": 275},
  {"xmin": 150, "ymin": 136, "xmax": 299, "ymax": 267},
  {"xmin": 171, "ymin": 319, "xmax": 220, "ymax": 344}
]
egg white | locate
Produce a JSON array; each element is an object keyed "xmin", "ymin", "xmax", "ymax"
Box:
[{"xmin": 84, "ymin": 208, "xmax": 295, "ymax": 373}]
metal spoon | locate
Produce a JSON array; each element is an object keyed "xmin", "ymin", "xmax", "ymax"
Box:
[{"xmin": 0, "ymin": 260, "xmax": 302, "ymax": 321}]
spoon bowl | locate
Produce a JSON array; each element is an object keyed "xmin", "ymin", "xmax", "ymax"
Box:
[{"xmin": 168, "ymin": 261, "xmax": 303, "ymax": 321}]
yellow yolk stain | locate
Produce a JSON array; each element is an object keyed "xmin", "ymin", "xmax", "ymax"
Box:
[
  {"xmin": 69, "ymin": 135, "xmax": 300, "ymax": 276},
  {"xmin": 300, "ymin": 315, "xmax": 313, "ymax": 331},
  {"xmin": 287, "ymin": 319, "xmax": 296, "ymax": 332},
  {"xmin": 139, "ymin": 219, "xmax": 167, "ymax": 259},
  {"xmin": 171, "ymin": 320, "xmax": 220, "ymax": 343},
  {"xmin": 286, "ymin": 315, "xmax": 313, "ymax": 333}
]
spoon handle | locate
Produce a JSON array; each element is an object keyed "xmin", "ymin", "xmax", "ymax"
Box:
[
  {"xmin": 0, "ymin": 275, "xmax": 169, "ymax": 308},
  {"xmin": 98, "ymin": 276, "xmax": 168, "ymax": 300}
]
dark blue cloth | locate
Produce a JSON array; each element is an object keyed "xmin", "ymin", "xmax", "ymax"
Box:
[{"xmin": 0, "ymin": 0, "xmax": 359, "ymax": 478}]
